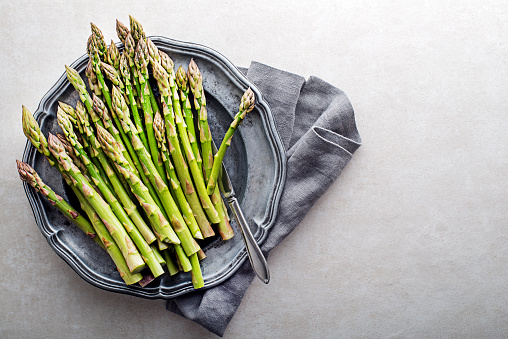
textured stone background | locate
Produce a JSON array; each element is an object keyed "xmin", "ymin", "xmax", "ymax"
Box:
[{"xmin": 1, "ymin": 1, "xmax": 507, "ymax": 337}]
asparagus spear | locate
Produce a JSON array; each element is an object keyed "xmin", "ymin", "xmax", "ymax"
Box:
[
  {"xmin": 90, "ymin": 23, "xmax": 107, "ymax": 61},
  {"xmin": 190, "ymin": 252, "xmax": 204, "ymax": 289},
  {"xmin": 47, "ymin": 133, "xmax": 146, "ymax": 274},
  {"xmin": 55, "ymin": 133, "xmax": 98, "ymax": 191},
  {"xmin": 175, "ymin": 65, "xmax": 202, "ymax": 169},
  {"xmin": 155, "ymin": 57, "xmax": 220, "ymax": 225},
  {"xmin": 174, "ymin": 244, "xmax": 192, "ymax": 272},
  {"xmin": 123, "ymin": 33, "xmax": 142, "ymax": 103},
  {"xmin": 107, "ymin": 40, "xmax": 120, "ymax": 70},
  {"xmin": 111, "ymin": 86, "xmax": 199, "ymax": 256},
  {"xmin": 85, "ymin": 59, "xmax": 101, "ymax": 96},
  {"xmin": 153, "ymin": 110, "xmax": 203, "ymax": 240},
  {"xmin": 151, "ymin": 243, "xmax": 166, "ymax": 265},
  {"xmin": 146, "ymin": 38, "xmax": 161, "ymax": 65},
  {"xmin": 162, "ymin": 248, "xmax": 179, "ymax": 276},
  {"xmin": 87, "ymin": 40, "xmax": 144, "ymax": 180},
  {"xmin": 188, "ymin": 59, "xmax": 213, "ymax": 181},
  {"xmin": 66, "ymin": 62, "xmax": 136, "ymax": 182},
  {"xmin": 65, "ymin": 65, "xmax": 96, "ymax": 122},
  {"xmin": 100, "ymin": 61, "xmax": 125, "ymax": 95},
  {"xmin": 134, "ymin": 38, "xmax": 166, "ymax": 180},
  {"xmin": 152, "ymin": 62, "xmax": 216, "ymax": 236},
  {"xmin": 116, "ymin": 19, "xmax": 130, "ymax": 45},
  {"xmin": 17, "ymin": 160, "xmax": 99, "ymax": 243},
  {"xmin": 130, "ymin": 22, "xmax": 159, "ymax": 135},
  {"xmin": 95, "ymin": 124, "xmax": 180, "ymax": 245},
  {"xmin": 183, "ymin": 60, "xmax": 234, "ymax": 239},
  {"xmin": 119, "ymin": 53, "xmax": 148, "ymax": 151},
  {"xmin": 129, "ymin": 15, "xmax": 146, "ymax": 43},
  {"xmin": 207, "ymin": 88, "xmax": 255, "ymax": 194}
]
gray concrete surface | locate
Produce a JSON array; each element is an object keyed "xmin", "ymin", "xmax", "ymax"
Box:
[{"xmin": 1, "ymin": 1, "xmax": 507, "ymax": 337}]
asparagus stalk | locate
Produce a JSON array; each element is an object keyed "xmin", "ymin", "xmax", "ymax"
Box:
[
  {"xmin": 183, "ymin": 60, "xmax": 234, "ymax": 239},
  {"xmin": 175, "ymin": 65, "xmax": 202, "ymax": 169},
  {"xmin": 100, "ymin": 61, "xmax": 126, "ymax": 97},
  {"xmin": 119, "ymin": 53, "xmax": 148, "ymax": 151},
  {"xmin": 95, "ymin": 124, "xmax": 180, "ymax": 245},
  {"xmin": 162, "ymin": 248, "xmax": 179, "ymax": 276},
  {"xmin": 65, "ymin": 65, "xmax": 96, "ymax": 122},
  {"xmin": 106, "ymin": 40, "xmax": 120, "ymax": 70},
  {"xmin": 188, "ymin": 59, "xmax": 213, "ymax": 181},
  {"xmin": 151, "ymin": 243, "xmax": 166, "ymax": 265},
  {"xmin": 123, "ymin": 33, "xmax": 142, "ymax": 104},
  {"xmin": 155, "ymin": 57, "xmax": 220, "ymax": 225},
  {"xmin": 152, "ymin": 62, "xmax": 216, "ymax": 236},
  {"xmin": 134, "ymin": 38, "xmax": 166, "ymax": 180},
  {"xmin": 153, "ymin": 110, "xmax": 203, "ymax": 240},
  {"xmin": 72, "ymin": 99, "xmax": 130, "ymax": 189},
  {"xmin": 22, "ymin": 107, "xmax": 143, "ymax": 285},
  {"xmin": 136, "ymin": 32, "xmax": 163, "ymax": 139},
  {"xmin": 129, "ymin": 15, "xmax": 145, "ymax": 44},
  {"xmin": 17, "ymin": 160, "xmax": 100, "ymax": 243},
  {"xmin": 56, "ymin": 133, "xmax": 83, "ymax": 167},
  {"xmin": 90, "ymin": 95, "xmax": 136, "ymax": 173},
  {"xmin": 157, "ymin": 238, "xmax": 169, "ymax": 251},
  {"xmin": 90, "ymin": 23, "xmax": 107, "ymax": 61},
  {"xmin": 146, "ymin": 38, "xmax": 161, "ymax": 65},
  {"xmin": 85, "ymin": 59, "xmax": 101, "ymax": 96},
  {"xmin": 111, "ymin": 86, "xmax": 199, "ymax": 256},
  {"xmin": 116, "ymin": 19, "xmax": 130, "ymax": 45},
  {"xmin": 207, "ymin": 88, "xmax": 255, "ymax": 194},
  {"xmin": 47, "ymin": 133, "xmax": 146, "ymax": 274},
  {"xmin": 174, "ymin": 244, "xmax": 192, "ymax": 272},
  {"xmin": 190, "ymin": 252, "xmax": 204, "ymax": 289}
]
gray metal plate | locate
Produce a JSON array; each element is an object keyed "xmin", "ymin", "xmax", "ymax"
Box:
[{"xmin": 21, "ymin": 36, "xmax": 286, "ymax": 299}]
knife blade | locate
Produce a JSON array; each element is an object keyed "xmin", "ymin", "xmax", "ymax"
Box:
[{"xmin": 212, "ymin": 141, "xmax": 270, "ymax": 284}]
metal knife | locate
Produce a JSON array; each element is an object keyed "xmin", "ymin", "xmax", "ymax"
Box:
[{"xmin": 213, "ymin": 143, "xmax": 270, "ymax": 284}]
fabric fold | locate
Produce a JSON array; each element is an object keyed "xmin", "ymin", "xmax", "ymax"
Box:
[{"xmin": 167, "ymin": 62, "xmax": 361, "ymax": 337}]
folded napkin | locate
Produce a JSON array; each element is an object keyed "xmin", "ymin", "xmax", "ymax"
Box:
[{"xmin": 167, "ymin": 61, "xmax": 362, "ymax": 336}]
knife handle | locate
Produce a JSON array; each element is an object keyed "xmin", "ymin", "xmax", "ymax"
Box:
[{"xmin": 228, "ymin": 197, "xmax": 270, "ymax": 284}]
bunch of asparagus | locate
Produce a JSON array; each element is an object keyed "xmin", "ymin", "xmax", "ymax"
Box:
[{"xmin": 18, "ymin": 16, "xmax": 255, "ymax": 289}]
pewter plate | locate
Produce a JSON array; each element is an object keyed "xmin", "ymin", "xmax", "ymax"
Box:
[{"xmin": 21, "ymin": 36, "xmax": 286, "ymax": 299}]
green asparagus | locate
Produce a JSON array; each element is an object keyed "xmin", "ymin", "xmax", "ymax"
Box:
[{"xmin": 207, "ymin": 88, "xmax": 255, "ymax": 194}]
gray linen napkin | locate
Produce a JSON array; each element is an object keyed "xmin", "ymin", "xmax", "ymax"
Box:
[{"xmin": 166, "ymin": 61, "xmax": 362, "ymax": 336}]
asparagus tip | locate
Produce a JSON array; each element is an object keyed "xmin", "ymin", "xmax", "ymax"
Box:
[
  {"xmin": 16, "ymin": 159, "xmax": 27, "ymax": 181},
  {"xmin": 241, "ymin": 87, "xmax": 256, "ymax": 113}
]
